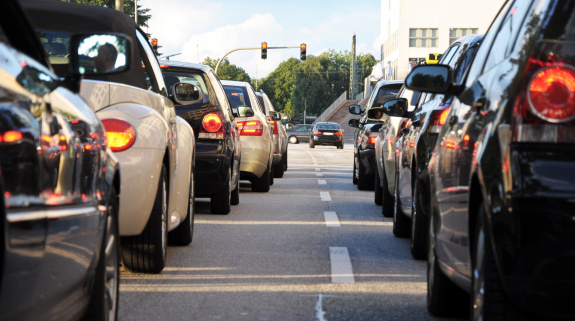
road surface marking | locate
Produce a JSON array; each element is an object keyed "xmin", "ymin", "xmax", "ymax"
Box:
[
  {"xmin": 318, "ymin": 179, "xmax": 327, "ymax": 185},
  {"xmin": 320, "ymin": 192, "xmax": 331, "ymax": 201},
  {"xmin": 330, "ymin": 247, "xmax": 355, "ymax": 283},
  {"xmin": 324, "ymin": 211, "xmax": 340, "ymax": 227},
  {"xmin": 315, "ymin": 294, "xmax": 327, "ymax": 321},
  {"xmin": 316, "ymin": 172, "xmax": 323, "ymax": 177},
  {"xmin": 315, "ymin": 168, "xmax": 321, "ymax": 172}
]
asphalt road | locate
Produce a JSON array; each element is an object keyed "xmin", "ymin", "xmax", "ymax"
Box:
[{"xmin": 119, "ymin": 143, "xmax": 460, "ymax": 321}]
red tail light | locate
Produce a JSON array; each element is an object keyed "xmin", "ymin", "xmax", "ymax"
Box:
[
  {"xmin": 101, "ymin": 119, "xmax": 136, "ymax": 152},
  {"xmin": 58, "ymin": 134, "xmax": 68, "ymax": 151},
  {"xmin": 429, "ymin": 108, "xmax": 450, "ymax": 134},
  {"xmin": 361, "ymin": 131, "xmax": 378, "ymax": 149},
  {"xmin": 514, "ymin": 55, "xmax": 575, "ymax": 142},
  {"xmin": 237, "ymin": 120, "xmax": 263, "ymax": 136},
  {"xmin": 313, "ymin": 130, "xmax": 322, "ymax": 135},
  {"xmin": 199, "ymin": 112, "xmax": 225, "ymax": 139},
  {"xmin": 2, "ymin": 131, "xmax": 23, "ymax": 143},
  {"xmin": 270, "ymin": 120, "xmax": 279, "ymax": 135},
  {"xmin": 369, "ymin": 136, "xmax": 377, "ymax": 145},
  {"xmin": 334, "ymin": 131, "xmax": 343, "ymax": 136}
]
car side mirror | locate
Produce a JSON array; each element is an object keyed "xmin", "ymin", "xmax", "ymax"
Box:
[
  {"xmin": 281, "ymin": 113, "xmax": 291, "ymax": 122},
  {"xmin": 349, "ymin": 119, "xmax": 360, "ymax": 128},
  {"xmin": 172, "ymin": 83, "xmax": 202, "ymax": 104},
  {"xmin": 367, "ymin": 107, "xmax": 384, "ymax": 120},
  {"xmin": 270, "ymin": 111, "xmax": 282, "ymax": 121},
  {"xmin": 382, "ymin": 98, "xmax": 409, "ymax": 117},
  {"xmin": 349, "ymin": 104, "xmax": 362, "ymax": 115},
  {"xmin": 405, "ymin": 64, "xmax": 453, "ymax": 94},
  {"xmin": 237, "ymin": 106, "xmax": 255, "ymax": 117},
  {"xmin": 70, "ymin": 34, "xmax": 131, "ymax": 76}
]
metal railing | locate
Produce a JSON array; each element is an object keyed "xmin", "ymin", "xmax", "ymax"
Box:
[{"xmin": 312, "ymin": 91, "xmax": 347, "ymax": 124}]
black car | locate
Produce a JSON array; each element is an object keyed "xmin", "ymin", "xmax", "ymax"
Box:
[
  {"xmin": 160, "ymin": 60, "xmax": 241, "ymax": 214},
  {"xmin": 354, "ymin": 122, "xmax": 384, "ymax": 190},
  {"xmin": 286, "ymin": 124, "xmax": 314, "ymax": 143},
  {"xmin": 405, "ymin": 0, "xmax": 575, "ymax": 319},
  {"xmin": 309, "ymin": 122, "xmax": 344, "ymax": 149},
  {"xmin": 384, "ymin": 34, "xmax": 483, "ymax": 259},
  {"xmin": 0, "ymin": 0, "xmax": 121, "ymax": 319}
]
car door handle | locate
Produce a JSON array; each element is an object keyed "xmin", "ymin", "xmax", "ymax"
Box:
[{"xmin": 448, "ymin": 115, "xmax": 458, "ymax": 126}]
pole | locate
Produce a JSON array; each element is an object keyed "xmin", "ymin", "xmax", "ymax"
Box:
[
  {"xmin": 115, "ymin": 0, "xmax": 123, "ymax": 11},
  {"xmin": 304, "ymin": 99, "xmax": 307, "ymax": 124},
  {"xmin": 215, "ymin": 45, "xmax": 302, "ymax": 75},
  {"xmin": 134, "ymin": 0, "xmax": 137, "ymax": 23}
]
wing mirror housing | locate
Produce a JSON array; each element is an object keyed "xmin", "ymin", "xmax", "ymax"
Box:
[
  {"xmin": 237, "ymin": 106, "xmax": 255, "ymax": 117},
  {"xmin": 381, "ymin": 98, "xmax": 409, "ymax": 117},
  {"xmin": 349, "ymin": 104, "xmax": 362, "ymax": 115},
  {"xmin": 405, "ymin": 64, "xmax": 456, "ymax": 94},
  {"xmin": 349, "ymin": 118, "xmax": 360, "ymax": 128}
]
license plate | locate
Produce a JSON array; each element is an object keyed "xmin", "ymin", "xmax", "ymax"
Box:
[{"xmin": 323, "ymin": 133, "xmax": 333, "ymax": 135}]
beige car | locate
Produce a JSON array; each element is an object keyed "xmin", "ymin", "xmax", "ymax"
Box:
[{"xmin": 221, "ymin": 80, "xmax": 274, "ymax": 192}]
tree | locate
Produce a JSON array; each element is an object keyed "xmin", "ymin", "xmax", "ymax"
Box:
[
  {"xmin": 258, "ymin": 58, "xmax": 300, "ymax": 116},
  {"xmin": 202, "ymin": 57, "xmax": 251, "ymax": 83},
  {"xmin": 60, "ymin": 0, "xmax": 151, "ymax": 30}
]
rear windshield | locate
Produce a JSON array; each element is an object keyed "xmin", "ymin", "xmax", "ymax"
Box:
[
  {"xmin": 223, "ymin": 85, "xmax": 252, "ymax": 110},
  {"xmin": 163, "ymin": 70, "xmax": 210, "ymax": 105},
  {"xmin": 316, "ymin": 123, "xmax": 340, "ymax": 130}
]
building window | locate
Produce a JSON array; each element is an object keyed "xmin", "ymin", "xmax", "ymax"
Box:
[
  {"xmin": 449, "ymin": 28, "xmax": 478, "ymax": 44},
  {"xmin": 409, "ymin": 28, "xmax": 438, "ymax": 48}
]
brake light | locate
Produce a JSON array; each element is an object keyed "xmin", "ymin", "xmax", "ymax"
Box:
[
  {"xmin": 429, "ymin": 108, "xmax": 450, "ymax": 134},
  {"xmin": 313, "ymin": 130, "xmax": 322, "ymax": 135},
  {"xmin": 101, "ymin": 119, "xmax": 136, "ymax": 152},
  {"xmin": 361, "ymin": 130, "xmax": 378, "ymax": 149},
  {"xmin": 203, "ymin": 113, "xmax": 222, "ymax": 132},
  {"xmin": 270, "ymin": 120, "xmax": 279, "ymax": 135},
  {"xmin": 58, "ymin": 134, "xmax": 68, "ymax": 151},
  {"xmin": 369, "ymin": 136, "xmax": 377, "ymax": 145},
  {"xmin": 237, "ymin": 120, "xmax": 263, "ymax": 136},
  {"xmin": 514, "ymin": 55, "xmax": 575, "ymax": 142},
  {"xmin": 334, "ymin": 131, "xmax": 343, "ymax": 136},
  {"xmin": 2, "ymin": 131, "xmax": 23, "ymax": 143}
]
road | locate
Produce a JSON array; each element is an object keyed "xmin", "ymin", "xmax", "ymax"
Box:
[{"xmin": 119, "ymin": 143, "xmax": 457, "ymax": 321}]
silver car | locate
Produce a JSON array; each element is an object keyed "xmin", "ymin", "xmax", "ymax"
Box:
[{"xmin": 256, "ymin": 91, "xmax": 288, "ymax": 178}]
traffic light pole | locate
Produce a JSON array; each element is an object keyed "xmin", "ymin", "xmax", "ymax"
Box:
[{"xmin": 215, "ymin": 46, "xmax": 301, "ymax": 75}]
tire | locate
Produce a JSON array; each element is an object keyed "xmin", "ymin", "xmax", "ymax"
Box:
[
  {"xmin": 352, "ymin": 158, "xmax": 358, "ymax": 185},
  {"xmin": 374, "ymin": 168, "xmax": 383, "ymax": 205},
  {"xmin": 381, "ymin": 165, "xmax": 394, "ymax": 218},
  {"xmin": 471, "ymin": 204, "xmax": 519, "ymax": 321},
  {"xmin": 337, "ymin": 144, "xmax": 344, "ymax": 149},
  {"xmin": 269, "ymin": 161, "xmax": 274, "ymax": 186},
  {"xmin": 289, "ymin": 136, "xmax": 298, "ymax": 144},
  {"xmin": 427, "ymin": 212, "xmax": 469, "ymax": 317},
  {"xmin": 121, "ymin": 164, "xmax": 168, "ymax": 274},
  {"xmin": 85, "ymin": 186, "xmax": 119, "ymax": 321},
  {"xmin": 210, "ymin": 167, "xmax": 231, "ymax": 215},
  {"xmin": 274, "ymin": 158, "xmax": 285, "ymax": 178},
  {"xmin": 393, "ymin": 172, "xmax": 410, "ymax": 238},
  {"xmin": 231, "ymin": 168, "xmax": 240, "ymax": 206},
  {"xmin": 169, "ymin": 172, "xmax": 194, "ymax": 245},
  {"xmin": 357, "ymin": 156, "xmax": 374, "ymax": 191},
  {"xmin": 309, "ymin": 141, "xmax": 315, "ymax": 148},
  {"xmin": 252, "ymin": 163, "xmax": 270, "ymax": 192},
  {"xmin": 283, "ymin": 151, "xmax": 288, "ymax": 171},
  {"xmin": 410, "ymin": 181, "xmax": 428, "ymax": 260}
]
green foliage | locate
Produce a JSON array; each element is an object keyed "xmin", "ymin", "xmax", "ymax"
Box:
[
  {"xmin": 202, "ymin": 57, "xmax": 251, "ymax": 83},
  {"xmin": 60, "ymin": 0, "xmax": 151, "ymax": 29},
  {"xmin": 258, "ymin": 58, "xmax": 300, "ymax": 116}
]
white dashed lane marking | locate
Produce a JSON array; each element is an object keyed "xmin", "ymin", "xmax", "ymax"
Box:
[
  {"xmin": 320, "ymin": 192, "xmax": 331, "ymax": 201},
  {"xmin": 324, "ymin": 211, "xmax": 340, "ymax": 227},
  {"xmin": 330, "ymin": 247, "xmax": 355, "ymax": 283},
  {"xmin": 318, "ymin": 180, "xmax": 327, "ymax": 185}
]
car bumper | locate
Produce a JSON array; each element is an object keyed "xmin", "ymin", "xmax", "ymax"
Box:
[
  {"xmin": 312, "ymin": 135, "xmax": 343, "ymax": 145},
  {"xmin": 239, "ymin": 136, "xmax": 270, "ymax": 179},
  {"xmin": 194, "ymin": 140, "xmax": 230, "ymax": 197},
  {"xmin": 358, "ymin": 148, "xmax": 376, "ymax": 176}
]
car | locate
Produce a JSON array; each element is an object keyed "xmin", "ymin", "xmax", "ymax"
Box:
[
  {"xmin": 370, "ymin": 85, "xmax": 421, "ymax": 217},
  {"xmin": 384, "ymin": 34, "xmax": 484, "ymax": 259},
  {"xmin": 349, "ymin": 80, "xmax": 404, "ymax": 186},
  {"xmin": 405, "ymin": 0, "xmax": 575, "ymax": 319},
  {"xmin": 309, "ymin": 122, "xmax": 344, "ymax": 149},
  {"xmin": 256, "ymin": 91, "xmax": 288, "ymax": 178},
  {"xmin": 159, "ymin": 60, "xmax": 241, "ymax": 215},
  {"xmin": 221, "ymin": 80, "xmax": 274, "ymax": 192},
  {"xmin": 286, "ymin": 124, "xmax": 314, "ymax": 144},
  {"xmin": 24, "ymin": 0, "xmax": 196, "ymax": 273},
  {"xmin": 0, "ymin": 0, "xmax": 121, "ymax": 319},
  {"xmin": 353, "ymin": 122, "xmax": 384, "ymax": 190}
]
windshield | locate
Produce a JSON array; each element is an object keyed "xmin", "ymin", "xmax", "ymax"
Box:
[
  {"xmin": 223, "ymin": 85, "xmax": 252, "ymax": 110},
  {"xmin": 316, "ymin": 123, "xmax": 340, "ymax": 130}
]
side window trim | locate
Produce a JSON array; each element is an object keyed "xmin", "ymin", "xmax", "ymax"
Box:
[{"xmin": 135, "ymin": 29, "xmax": 167, "ymax": 96}]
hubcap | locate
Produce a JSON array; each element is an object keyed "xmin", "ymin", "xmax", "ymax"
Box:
[
  {"xmin": 105, "ymin": 204, "xmax": 118, "ymax": 321},
  {"xmin": 472, "ymin": 226, "xmax": 486, "ymax": 321}
]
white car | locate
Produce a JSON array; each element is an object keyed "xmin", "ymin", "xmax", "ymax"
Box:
[
  {"xmin": 25, "ymin": 0, "xmax": 196, "ymax": 273},
  {"xmin": 221, "ymin": 80, "xmax": 274, "ymax": 192},
  {"xmin": 256, "ymin": 91, "xmax": 288, "ymax": 178}
]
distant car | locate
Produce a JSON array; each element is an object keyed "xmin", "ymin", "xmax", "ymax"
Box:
[
  {"xmin": 390, "ymin": 34, "xmax": 483, "ymax": 259},
  {"xmin": 256, "ymin": 91, "xmax": 288, "ymax": 178},
  {"xmin": 309, "ymin": 122, "xmax": 344, "ymax": 149},
  {"xmin": 406, "ymin": 0, "xmax": 575, "ymax": 319},
  {"xmin": 160, "ymin": 60, "xmax": 241, "ymax": 214},
  {"xmin": 0, "ymin": 0, "xmax": 121, "ymax": 319},
  {"xmin": 24, "ymin": 0, "xmax": 196, "ymax": 273},
  {"xmin": 287, "ymin": 124, "xmax": 314, "ymax": 143},
  {"xmin": 222, "ymin": 80, "xmax": 274, "ymax": 192}
]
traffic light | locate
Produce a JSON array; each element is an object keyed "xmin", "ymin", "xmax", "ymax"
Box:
[
  {"xmin": 261, "ymin": 42, "xmax": 267, "ymax": 60},
  {"xmin": 151, "ymin": 38, "xmax": 158, "ymax": 56},
  {"xmin": 300, "ymin": 43, "xmax": 306, "ymax": 61}
]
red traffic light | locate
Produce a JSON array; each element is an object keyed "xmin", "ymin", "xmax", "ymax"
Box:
[{"xmin": 151, "ymin": 38, "xmax": 158, "ymax": 46}]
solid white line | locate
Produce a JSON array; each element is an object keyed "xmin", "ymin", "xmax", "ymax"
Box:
[
  {"xmin": 315, "ymin": 294, "xmax": 327, "ymax": 321},
  {"xmin": 318, "ymin": 179, "xmax": 327, "ymax": 185},
  {"xmin": 330, "ymin": 247, "xmax": 355, "ymax": 283},
  {"xmin": 316, "ymin": 172, "xmax": 323, "ymax": 177},
  {"xmin": 324, "ymin": 211, "xmax": 340, "ymax": 227},
  {"xmin": 320, "ymin": 192, "xmax": 331, "ymax": 201}
]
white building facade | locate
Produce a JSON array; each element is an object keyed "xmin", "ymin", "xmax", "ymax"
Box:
[{"xmin": 380, "ymin": 0, "xmax": 505, "ymax": 81}]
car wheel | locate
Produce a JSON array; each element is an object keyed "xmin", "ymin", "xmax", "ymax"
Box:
[
  {"xmin": 169, "ymin": 171, "xmax": 194, "ymax": 245},
  {"xmin": 85, "ymin": 186, "xmax": 119, "ymax": 321},
  {"xmin": 471, "ymin": 203, "xmax": 518, "ymax": 321},
  {"xmin": 337, "ymin": 143, "xmax": 344, "ymax": 149},
  {"xmin": 393, "ymin": 172, "xmax": 410, "ymax": 238},
  {"xmin": 427, "ymin": 211, "xmax": 468, "ymax": 317},
  {"xmin": 283, "ymin": 151, "xmax": 288, "ymax": 171},
  {"xmin": 274, "ymin": 158, "xmax": 284, "ymax": 178},
  {"xmin": 252, "ymin": 162, "xmax": 271, "ymax": 192},
  {"xmin": 211, "ymin": 167, "xmax": 231, "ymax": 214},
  {"xmin": 357, "ymin": 155, "xmax": 374, "ymax": 191},
  {"xmin": 309, "ymin": 141, "xmax": 315, "ymax": 148},
  {"xmin": 121, "ymin": 164, "xmax": 168, "ymax": 273},
  {"xmin": 269, "ymin": 161, "xmax": 274, "ymax": 185},
  {"xmin": 352, "ymin": 157, "xmax": 358, "ymax": 185},
  {"xmin": 289, "ymin": 136, "xmax": 298, "ymax": 144},
  {"xmin": 381, "ymin": 165, "xmax": 394, "ymax": 218},
  {"xmin": 410, "ymin": 181, "xmax": 428, "ymax": 260},
  {"xmin": 374, "ymin": 167, "xmax": 383, "ymax": 205},
  {"xmin": 231, "ymin": 168, "xmax": 240, "ymax": 206}
]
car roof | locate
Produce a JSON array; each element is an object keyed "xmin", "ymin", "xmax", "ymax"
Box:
[
  {"xmin": 159, "ymin": 60, "xmax": 213, "ymax": 73},
  {"xmin": 220, "ymin": 80, "xmax": 251, "ymax": 87},
  {"xmin": 374, "ymin": 79, "xmax": 404, "ymax": 88}
]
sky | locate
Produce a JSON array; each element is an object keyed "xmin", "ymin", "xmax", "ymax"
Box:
[{"xmin": 138, "ymin": 0, "xmax": 381, "ymax": 79}]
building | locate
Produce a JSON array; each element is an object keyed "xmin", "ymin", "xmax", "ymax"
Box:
[{"xmin": 380, "ymin": 0, "xmax": 504, "ymax": 81}]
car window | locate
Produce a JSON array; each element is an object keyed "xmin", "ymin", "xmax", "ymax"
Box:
[
  {"xmin": 164, "ymin": 70, "xmax": 211, "ymax": 106},
  {"xmin": 223, "ymin": 84, "xmax": 252, "ymax": 110},
  {"xmin": 439, "ymin": 44, "xmax": 460, "ymax": 65},
  {"xmin": 136, "ymin": 30, "xmax": 167, "ymax": 96},
  {"xmin": 316, "ymin": 123, "xmax": 340, "ymax": 130},
  {"xmin": 208, "ymin": 70, "xmax": 234, "ymax": 120}
]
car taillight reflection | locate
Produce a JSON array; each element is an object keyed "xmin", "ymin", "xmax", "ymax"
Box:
[
  {"xmin": 101, "ymin": 119, "xmax": 136, "ymax": 152},
  {"xmin": 237, "ymin": 120, "xmax": 263, "ymax": 136}
]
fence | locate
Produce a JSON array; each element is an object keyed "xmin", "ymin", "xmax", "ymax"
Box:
[{"xmin": 312, "ymin": 91, "xmax": 347, "ymax": 124}]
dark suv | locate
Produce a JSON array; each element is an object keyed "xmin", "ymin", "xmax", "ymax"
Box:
[
  {"xmin": 405, "ymin": 0, "xmax": 575, "ymax": 319},
  {"xmin": 161, "ymin": 60, "xmax": 241, "ymax": 214}
]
